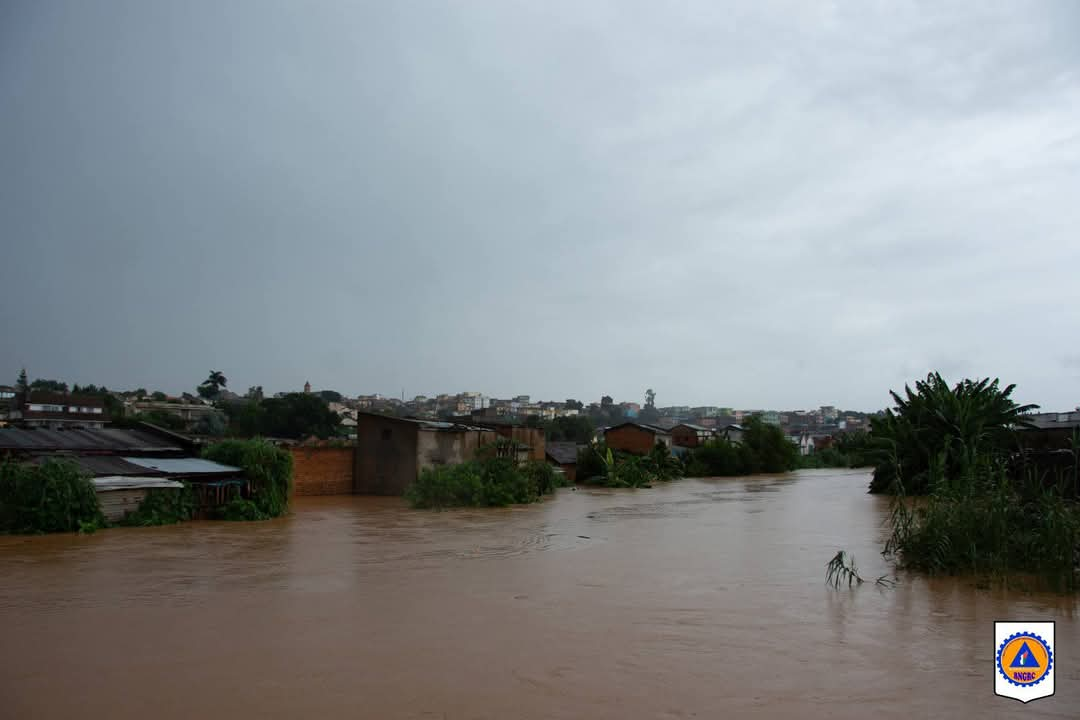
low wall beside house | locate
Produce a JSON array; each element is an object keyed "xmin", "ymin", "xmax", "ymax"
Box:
[{"xmin": 290, "ymin": 446, "xmax": 355, "ymax": 496}]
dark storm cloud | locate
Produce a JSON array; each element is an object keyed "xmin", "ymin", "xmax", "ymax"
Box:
[{"xmin": 2, "ymin": 1, "xmax": 1078, "ymax": 410}]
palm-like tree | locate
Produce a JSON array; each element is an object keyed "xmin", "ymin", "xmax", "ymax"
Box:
[
  {"xmin": 868, "ymin": 373, "xmax": 1038, "ymax": 494},
  {"xmin": 198, "ymin": 370, "xmax": 228, "ymax": 400}
]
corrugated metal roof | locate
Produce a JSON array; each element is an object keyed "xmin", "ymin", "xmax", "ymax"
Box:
[
  {"xmin": 546, "ymin": 442, "xmax": 580, "ymax": 465},
  {"xmin": 0, "ymin": 428, "xmax": 182, "ymax": 453},
  {"xmin": 94, "ymin": 476, "xmax": 184, "ymax": 491},
  {"xmin": 29, "ymin": 455, "xmax": 158, "ymax": 477},
  {"xmin": 1022, "ymin": 412, "xmax": 1080, "ymax": 430},
  {"xmin": 121, "ymin": 457, "xmax": 242, "ymax": 474},
  {"xmin": 673, "ymin": 423, "xmax": 713, "ymax": 432}
]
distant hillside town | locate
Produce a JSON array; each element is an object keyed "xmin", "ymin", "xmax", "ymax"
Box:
[{"xmin": 0, "ymin": 369, "xmax": 875, "ymax": 445}]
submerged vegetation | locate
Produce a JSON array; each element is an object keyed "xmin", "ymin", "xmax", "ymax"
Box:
[
  {"xmin": 825, "ymin": 551, "xmax": 864, "ymax": 588},
  {"xmin": 866, "ymin": 372, "xmax": 1079, "ymax": 591},
  {"xmin": 797, "ymin": 431, "xmax": 875, "ymax": 469},
  {"xmin": 0, "ymin": 459, "xmax": 104, "ymax": 534},
  {"xmin": 684, "ymin": 416, "xmax": 798, "ymax": 477},
  {"xmin": 577, "ymin": 441, "xmax": 683, "ymax": 488},
  {"xmin": 884, "ymin": 454, "xmax": 1080, "ymax": 591},
  {"xmin": 203, "ymin": 438, "xmax": 294, "ymax": 520},
  {"xmin": 405, "ymin": 453, "xmax": 566, "ymax": 509},
  {"xmin": 119, "ymin": 484, "xmax": 196, "ymax": 527}
]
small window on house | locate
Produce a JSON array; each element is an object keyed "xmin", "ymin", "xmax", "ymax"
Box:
[{"xmin": 381, "ymin": 428, "xmax": 392, "ymax": 440}]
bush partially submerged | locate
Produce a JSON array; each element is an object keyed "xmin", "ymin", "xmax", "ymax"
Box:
[
  {"xmin": 119, "ymin": 484, "xmax": 196, "ymax": 527},
  {"xmin": 406, "ymin": 457, "xmax": 566, "ymax": 509},
  {"xmin": 885, "ymin": 453, "xmax": 1080, "ymax": 591},
  {"xmin": 580, "ymin": 442, "xmax": 683, "ymax": 488},
  {"xmin": 685, "ymin": 416, "xmax": 797, "ymax": 477},
  {"xmin": 0, "ymin": 459, "xmax": 104, "ymax": 534},
  {"xmin": 203, "ymin": 438, "xmax": 293, "ymax": 520}
]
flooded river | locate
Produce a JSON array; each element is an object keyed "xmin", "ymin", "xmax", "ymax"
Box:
[{"xmin": 1, "ymin": 469, "xmax": 1077, "ymax": 718}]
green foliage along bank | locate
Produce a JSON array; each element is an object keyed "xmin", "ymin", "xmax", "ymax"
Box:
[
  {"xmin": 577, "ymin": 442, "xmax": 683, "ymax": 488},
  {"xmin": 684, "ymin": 416, "xmax": 798, "ymax": 477},
  {"xmin": 118, "ymin": 485, "xmax": 197, "ymax": 527},
  {"xmin": 203, "ymin": 438, "xmax": 293, "ymax": 520},
  {"xmin": 885, "ymin": 454, "xmax": 1080, "ymax": 591},
  {"xmin": 406, "ymin": 455, "xmax": 565, "ymax": 509},
  {"xmin": 0, "ymin": 459, "xmax": 104, "ymax": 534},
  {"xmin": 869, "ymin": 372, "xmax": 1078, "ymax": 591}
]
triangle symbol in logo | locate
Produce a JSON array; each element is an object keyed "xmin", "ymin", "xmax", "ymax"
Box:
[{"xmin": 1009, "ymin": 641, "xmax": 1041, "ymax": 669}]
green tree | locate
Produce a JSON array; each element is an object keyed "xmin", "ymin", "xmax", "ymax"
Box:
[
  {"xmin": 741, "ymin": 415, "xmax": 798, "ymax": 473},
  {"xmin": 318, "ymin": 390, "xmax": 342, "ymax": 403},
  {"xmin": 150, "ymin": 391, "xmax": 168, "ymax": 401},
  {"xmin": 867, "ymin": 373, "xmax": 1038, "ymax": 494},
  {"xmin": 565, "ymin": 399, "xmax": 584, "ymax": 411},
  {"xmin": 544, "ymin": 415, "xmax": 595, "ymax": 443},
  {"xmin": 198, "ymin": 370, "xmax": 228, "ymax": 400},
  {"xmin": 245, "ymin": 386, "xmax": 264, "ymax": 402},
  {"xmin": 223, "ymin": 393, "xmax": 341, "ymax": 440},
  {"xmin": 30, "ymin": 378, "xmax": 69, "ymax": 393}
]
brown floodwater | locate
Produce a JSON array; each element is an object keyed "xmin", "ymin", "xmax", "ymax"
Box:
[{"xmin": 1, "ymin": 469, "xmax": 1077, "ymax": 719}]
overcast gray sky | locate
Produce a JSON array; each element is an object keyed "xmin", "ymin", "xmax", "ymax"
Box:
[{"xmin": 2, "ymin": 1, "xmax": 1079, "ymax": 411}]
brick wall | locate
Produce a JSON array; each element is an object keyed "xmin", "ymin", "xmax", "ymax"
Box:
[
  {"xmin": 605, "ymin": 425, "xmax": 658, "ymax": 456},
  {"xmin": 290, "ymin": 446, "xmax": 355, "ymax": 496}
]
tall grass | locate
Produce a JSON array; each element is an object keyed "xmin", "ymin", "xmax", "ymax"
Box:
[{"xmin": 883, "ymin": 449, "xmax": 1080, "ymax": 591}]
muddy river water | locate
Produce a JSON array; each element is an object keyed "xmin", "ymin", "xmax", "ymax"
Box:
[{"xmin": 1, "ymin": 469, "xmax": 1077, "ymax": 719}]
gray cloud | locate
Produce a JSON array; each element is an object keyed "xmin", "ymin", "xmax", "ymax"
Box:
[{"xmin": 2, "ymin": 0, "xmax": 1078, "ymax": 411}]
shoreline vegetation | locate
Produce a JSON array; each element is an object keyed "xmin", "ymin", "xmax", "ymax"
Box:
[
  {"xmin": 870, "ymin": 373, "xmax": 1079, "ymax": 592},
  {"xmin": 405, "ymin": 439, "xmax": 564, "ymax": 509},
  {"xmin": 5, "ymin": 372, "xmax": 1078, "ymax": 593}
]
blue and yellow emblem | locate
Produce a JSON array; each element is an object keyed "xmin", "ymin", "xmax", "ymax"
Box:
[{"xmin": 997, "ymin": 632, "xmax": 1053, "ymax": 687}]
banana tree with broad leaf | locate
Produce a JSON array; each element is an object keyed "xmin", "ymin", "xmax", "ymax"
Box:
[{"xmin": 867, "ymin": 373, "xmax": 1038, "ymax": 495}]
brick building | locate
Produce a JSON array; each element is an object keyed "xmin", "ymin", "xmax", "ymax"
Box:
[{"xmin": 604, "ymin": 422, "xmax": 672, "ymax": 456}]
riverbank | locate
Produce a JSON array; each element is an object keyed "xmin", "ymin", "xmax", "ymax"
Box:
[{"xmin": 2, "ymin": 469, "xmax": 1076, "ymax": 719}]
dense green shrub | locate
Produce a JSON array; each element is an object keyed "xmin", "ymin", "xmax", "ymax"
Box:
[
  {"xmin": 521, "ymin": 459, "xmax": 563, "ymax": 495},
  {"xmin": 577, "ymin": 443, "xmax": 608, "ymax": 482},
  {"xmin": 796, "ymin": 447, "xmax": 852, "ymax": 469},
  {"xmin": 578, "ymin": 443, "xmax": 678, "ymax": 488},
  {"xmin": 0, "ymin": 459, "xmax": 104, "ymax": 534},
  {"xmin": 119, "ymin": 484, "xmax": 196, "ymax": 526},
  {"xmin": 685, "ymin": 417, "xmax": 796, "ymax": 477},
  {"xmin": 741, "ymin": 416, "xmax": 799, "ymax": 473},
  {"xmin": 645, "ymin": 442, "xmax": 683, "ymax": 481},
  {"xmin": 217, "ymin": 497, "xmax": 264, "ymax": 521},
  {"xmin": 406, "ymin": 462, "xmax": 484, "ymax": 508},
  {"xmin": 405, "ymin": 456, "xmax": 567, "ymax": 510},
  {"xmin": 685, "ymin": 439, "xmax": 748, "ymax": 476},
  {"xmin": 203, "ymin": 438, "xmax": 293, "ymax": 519},
  {"xmin": 605, "ymin": 455, "xmax": 653, "ymax": 488},
  {"xmin": 885, "ymin": 453, "xmax": 1080, "ymax": 591}
]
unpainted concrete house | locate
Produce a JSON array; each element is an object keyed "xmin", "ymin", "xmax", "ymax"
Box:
[{"xmin": 355, "ymin": 413, "xmax": 509, "ymax": 495}]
